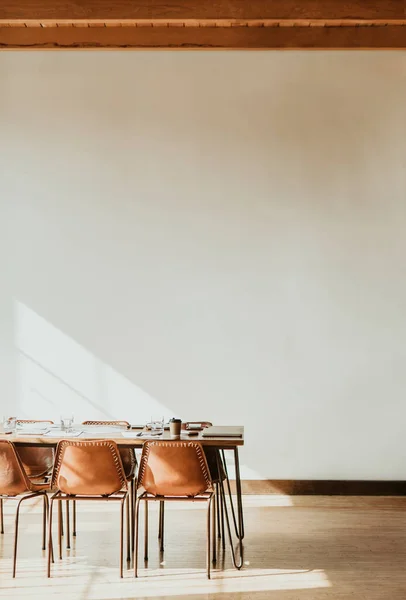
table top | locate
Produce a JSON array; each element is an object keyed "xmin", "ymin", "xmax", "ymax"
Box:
[{"xmin": 0, "ymin": 426, "xmax": 244, "ymax": 448}]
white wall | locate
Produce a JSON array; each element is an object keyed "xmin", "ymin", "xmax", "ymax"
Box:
[{"xmin": 1, "ymin": 52, "xmax": 406, "ymax": 480}]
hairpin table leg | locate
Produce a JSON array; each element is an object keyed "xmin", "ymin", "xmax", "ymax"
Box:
[
  {"xmin": 220, "ymin": 448, "xmax": 245, "ymax": 540},
  {"xmin": 216, "ymin": 451, "xmax": 243, "ymax": 570}
]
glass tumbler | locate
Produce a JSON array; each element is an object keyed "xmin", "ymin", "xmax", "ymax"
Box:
[
  {"xmin": 3, "ymin": 416, "xmax": 17, "ymax": 433},
  {"xmin": 149, "ymin": 417, "xmax": 164, "ymax": 436},
  {"xmin": 60, "ymin": 414, "xmax": 74, "ymax": 433}
]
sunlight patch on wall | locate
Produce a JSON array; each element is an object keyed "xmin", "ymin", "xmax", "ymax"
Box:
[
  {"xmin": 14, "ymin": 300, "xmax": 175, "ymax": 424},
  {"xmin": 12, "ymin": 300, "xmax": 257, "ymax": 479}
]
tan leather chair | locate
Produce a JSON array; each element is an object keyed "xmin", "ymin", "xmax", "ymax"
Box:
[
  {"xmin": 15, "ymin": 420, "xmax": 55, "ymax": 479},
  {"xmin": 63, "ymin": 421, "xmax": 136, "ymax": 549},
  {"xmin": 157, "ymin": 421, "xmax": 225, "ymax": 559},
  {"xmin": 47, "ymin": 439, "xmax": 129, "ymax": 578},
  {"xmin": 182, "ymin": 421, "xmax": 225, "ymax": 481},
  {"xmin": 134, "ymin": 440, "xmax": 214, "ymax": 579},
  {"xmin": 0, "ymin": 440, "xmax": 51, "ymax": 577},
  {"xmin": 82, "ymin": 421, "xmax": 136, "ymax": 480},
  {"xmin": 79, "ymin": 421, "xmax": 137, "ymax": 562}
]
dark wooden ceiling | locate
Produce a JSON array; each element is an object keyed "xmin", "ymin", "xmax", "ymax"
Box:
[{"xmin": 1, "ymin": 0, "xmax": 406, "ymax": 49}]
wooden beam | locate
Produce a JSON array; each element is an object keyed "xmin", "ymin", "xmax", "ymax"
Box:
[
  {"xmin": 1, "ymin": 0, "xmax": 406, "ymax": 22},
  {"xmin": 1, "ymin": 24, "xmax": 406, "ymax": 49},
  {"xmin": 235, "ymin": 479, "xmax": 406, "ymax": 495}
]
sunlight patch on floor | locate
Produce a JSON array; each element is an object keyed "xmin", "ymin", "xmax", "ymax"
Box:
[
  {"xmin": 0, "ymin": 560, "xmax": 330, "ymax": 599},
  {"xmin": 1, "ymin": 494, "xmax": 293, "ymax": 518}
]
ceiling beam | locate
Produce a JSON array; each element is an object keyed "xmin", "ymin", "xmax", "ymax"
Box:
[
  {"xmin": 1, "ymin": 0, "xmax": 406, "ymax": 22},
  {"xmin": 1, "ymin": 24, "xmax": 406, "ymax": 50}
]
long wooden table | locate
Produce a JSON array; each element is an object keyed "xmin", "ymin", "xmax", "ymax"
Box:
[
  {"xmin": 1, "ymin": 425, "xmax": 245, "ymax": 568},
  {"xmin": 4, "ymin": 425, "xmax": 244, "ymax": 448}
]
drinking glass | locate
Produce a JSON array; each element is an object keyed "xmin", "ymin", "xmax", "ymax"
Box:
[
  {"xmin": 2, "ymin": 416, "xmax": 16, "ymax": 433},
  {"xmin": 61, "ymin": 414, "xmax": 74, "ymax": 433},
  {"xmin": 149, "ymin": 416, "xmax": 164, "ymax": 436}
]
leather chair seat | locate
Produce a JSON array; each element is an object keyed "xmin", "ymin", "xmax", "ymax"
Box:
[
  {"xmin": 203, "ymin": 447, "xmax": 225, "ymax": 484},
  {"xmin": 16, "ymin": 447, "xmax": 54, "ymax": 479},
  {"xmin": 119, "ymin": 448, "xmax": 137, "ymax": 481},
  {"xmin": 15, "ymin": 421, "xmax": 55, "ymax": 481},
  {"xmin": 181, "ymin": 423, "xmax": 225, "ymax": 484}
]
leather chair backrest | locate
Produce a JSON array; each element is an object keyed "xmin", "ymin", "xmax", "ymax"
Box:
[
  {"xmin": 52, "ymin": 440, "xmax": 127, "ymax": 496},
  {"xmin": 16, "ymin": 420, "xmax": 54, "ymax": 424},
  {"xmin": 138, "ymin": 441, "xmax": 212, "ymax": 497},
  {"xmin": 82, "ymin": 421, "xmax": 135, "ymax": 479},
  {"xmin": 82, "ymin": 420, "xmax": 130, "ymax": 429},
  {"xmin": 15, "ymin": 420, "xmax": 54, "ymax": 478},
  {"xmin": 0, "ymin": 440, "xmax": 30, "ymax": 496}
]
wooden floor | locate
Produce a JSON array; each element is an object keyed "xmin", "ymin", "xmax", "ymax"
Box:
[{"xmin": 1, "ymin": 495, "xmax": 406, "ymax": 600}]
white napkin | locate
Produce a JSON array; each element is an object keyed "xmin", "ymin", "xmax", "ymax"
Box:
[
  {"xmin": 81, "ymin": 426, "xmax": 126, "ymax": 434},
  {"xmin": 44, "ymin": 430, "xmax": 83, "ymax": 438},
  {"xmin": 19, "ymin": 429, "xmax": 50, "ymax": 435},
  {"xmin": 17, "ymin": 423, "xmax": 49, "ymax": 432}
]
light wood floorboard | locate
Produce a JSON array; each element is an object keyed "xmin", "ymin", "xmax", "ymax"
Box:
[{"xmin": 1, "ymin": 495, "xmax": 406, "ymax": 599}]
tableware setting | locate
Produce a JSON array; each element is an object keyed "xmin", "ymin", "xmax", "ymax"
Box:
[
  {"xmin": 145, "ymin": 416, "xmax": 165, "ymax": 435},
  {"xmin": 16, "ymin": 421, "xmax": 49, "ymax": 431},
  {"xmin": 122, "ymin": 431, "xmax": 162, "ymax": 438},
  {"xmin": 44, "ymin": 429, "xmax": 83, "ymax": 438},
  {"xmin": 2, "ymin": 416, "xmax": 17, "ymax": 434},
  {"xmin": 60, "ymin": 413, "xmax": 74, "ymax": 433},
  {"xmin": 81, "ymin": 424, "xmax": 127, "ymax": 434}
]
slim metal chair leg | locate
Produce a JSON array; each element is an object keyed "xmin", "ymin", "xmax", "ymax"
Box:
[
  {"xmin": 120, "ymin": 497, "xmax": 125, "ymax": 578},
  {"xmin": 1, "ymin": 498, "xmax": 4, "ymax": 534},
  {"xmin": 131, "ymin": 479, "xmax": 135, "ymax": 553},
  {"xmin": 66, "ymin": 501, "xmax": 71, "ymax": 549},
  {"xmin": 126, "ymin": 495, "xmax": 131, "ymax": 564},
  {"xmin": 12, "ymin": 493, "xmax": 41, "ymax": 578},
  {"xmin": 134, "ymin": 497, "xmax": 141, "ymax": 577},
  {"xmin": 216, "ymin": 484, "xmax": 221, "ymax": 539},
  {"xmin": 43, "ymin": 493, "xmax": 54, "ymax": 563},
  {"xmin": 159, "ymin": 501, "xmax": 164, "ymax": 552},
  {"xmin": 158, "ymin": 501, "xmax": 162, "ymax": 539},
  {"xmin": 144, "ymin": 499, "xmax": 148, "ymax": 561},
  {"xmin": 131, "ymin": 478, "xmax": 137, "ymax": 553},
  {"xmin": 212, "ymin": 491, "xmax": 217, "ymax": 563},
  {"xmin": 206, "ymin": 496, "xmax": 212, "ymax": 580},
  {"xmin": 13, "ymin": 498, "xmax": 23, "ymax": 578},
  {"xmin": 48, "ymin": 498, "xmax": 54, "ymax": 577},
  {"xmin": 158, "ymin": 500, "xmax": 165, "ymax": 544},
  {"xmin": 58, "ymin": 501, "xmax": 63, "ymax": 560},
  {"xmin": 220, "ymin": 483, "xmax": 225, "ymax": 550},
  {"xmin": 73, "ymin": 500, "xmax": 77, "ymax": 537},
  {"xmin": 129, "ymin": 480, "xmax": 133, "ymax": 553},
  {"xmin": 42, "ymin": 494, "xmax": 47, "ymax": 550}
]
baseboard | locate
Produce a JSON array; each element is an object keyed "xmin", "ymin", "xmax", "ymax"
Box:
[{"xmin": 230, "ymin": 480, "xmax": 406, "ymax": 495}]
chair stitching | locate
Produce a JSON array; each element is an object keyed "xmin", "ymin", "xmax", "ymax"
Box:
[
  {"xmin": 52, "ymin": 440, "xmax": 126, "ymax": 490},
  {"xmin": 137, "ymin": 441, "xmax": 212, "ymax": 493},
  {"xmin": 82, "ymin": 420, "xmax": 130, "ymax": 428}
]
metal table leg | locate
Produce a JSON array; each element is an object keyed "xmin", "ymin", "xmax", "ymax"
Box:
[
  {"xmin": 234, "ymin": 447, "xmax": 245, "ymax": 541},
  {"xmin": 216, "ymin": 450, "xmax": 244, "ymax": 570},
  {"xmin": 220, "ymin": 447, "xmax": 245, "ymax": 540}
]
